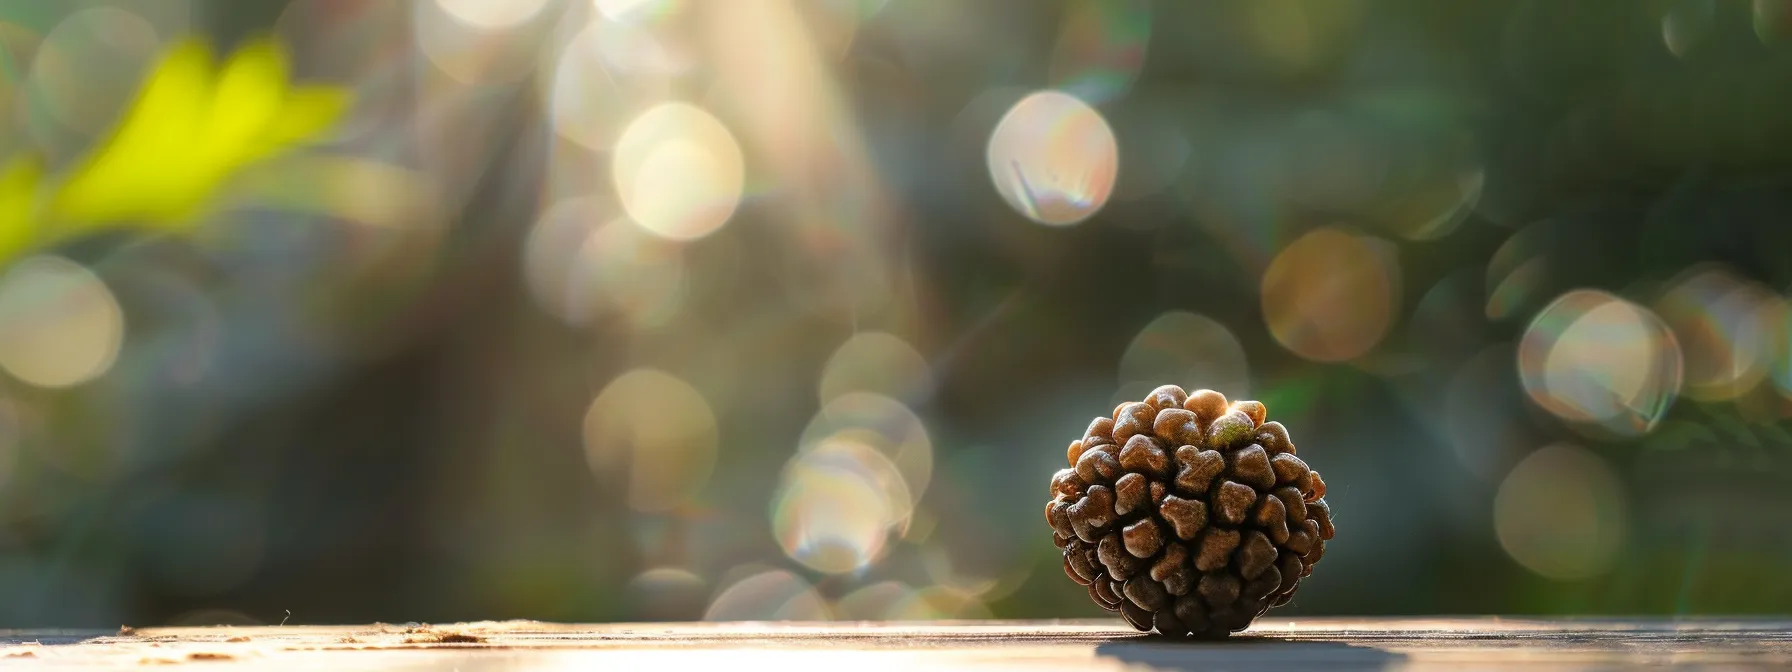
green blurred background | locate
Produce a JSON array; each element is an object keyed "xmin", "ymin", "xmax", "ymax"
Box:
[{"xmin": 1, "ymin": 0, "xmax": 1790, "ymax": 627}]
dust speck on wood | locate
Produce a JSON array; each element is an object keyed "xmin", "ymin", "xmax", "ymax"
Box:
[
  {"xmin": 225, "ymin": 635, "xmax": 250, "ymax": 643},
  {"xmin": 118, "ymin": 625, "xmax": 138, "ymax": 636},
  {"xmin": 188, "ymin": 652, "xmax": 234, "ymax": 661}
]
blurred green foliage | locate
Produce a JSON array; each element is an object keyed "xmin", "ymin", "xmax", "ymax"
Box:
[{"xmin": 0, "ymin": 35, "xmax": 347, "ymax": 270}]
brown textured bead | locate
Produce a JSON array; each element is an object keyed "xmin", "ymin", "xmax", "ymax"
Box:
[
  {"xmin": 1068, "ymin": 485, "xmax": 1116, "ymax": 542},
  {"xmin": 1065, "ymin": 539, "xmax": 1095, "ymax": 577},
  {"xmin": 1119, "ymin": 600, "xmax": 1154, "ymax": 631},
  {"xmin": 1153, "ymin": 609, "xmax": 1189, "ymax": 637},
  {"xmin": 1269, "ymin": 452, "xmax": 1310, "ymax": 485},
  {"xmin": 1206, "ymin": 410, "xmax": 1256, "ymax": 450},
  {"xmin": 1194, "ymin": 529, "xmax": 1240, "ymax": 572},
  {"xmin": 1070, "ymin": 511, "xmax": 1098, "ymax": 544},
  {"xmin": 1198, "ymin": 572, "xmax": 1241, "ymax": 608},
  {"xmin": 1257, "ymin": 421, "xmax": 1294, "ymax": 454},
  {"xmin": 1173, "ymin": 595, "xmax": 1210, "ymax": 632},
  {"xmin": 1230, "ymin": 444, "xmax": 1276, "ymax": 490},
  {"xmin": 1090, "ymin": 577, "xmax": 1122, "ymax": 611},
  {"xmin": 1255, "ymin": 496, "xmax": 1290, "ymax": 544},
  {"xmin": 1112, "ymin": 402, "xmax": 1155, "ymax": 443},
  {"xmin": 1084, "ymin": 417, "xmax": 1116, "ymax": 447},
  {"xmin": 1149, "ymin": 543, "xmax": 1194, "ymax": 596},
  {"xmin": 1152, "ymin": 408, "xmax": 1203, "ymax": 446},
  {"xmin": 1173, "ymin": 447, "xmax": 1225, "ymax": 494},
  {"xmin": 1076, "ymin": 447, "xmax": 1122, "ymax": 485},
  {"xmin": 1230, "ymin": 400, "xmax": 1267, "ymax": 426},
  {"xmin": 1182, "ymin": 389, "xmax": 1229, "ymax": 424},
  {"xmin": 1066, "ymin": 440, "xmax": 1087, "ymax": 467},
  {"xmin": 1236, "ymin": 530, "xmax": 1277, "ymax": 580},
  {"xmin": 1046, "ymin": 500, "xmax": 1073, "ymax": 539},
  {"xmin": 1123, "ymin": 518, "xmax": 1164, "ymax": 558},
  {"xmin": 1050, "ymin": 468, "xmax": 1086, "ymax": 499},
  {"xmin": 1310, "ymin": 499, "xmax": 1335, "ymax": 540},
  {"xmin": 1060, "ymin": 555, "xmax": 1089, "ymax": 587},
  {"xmin": 1113, "ymin": 472, "xmax": 1148, "ymax": 516},
  {"xmin": 1243, "ymin": 564, "xmax": 1281, "ymax": 602},
  {"xmin": 1098, "ymin": 532, "xmax": 1144, "ymax": 580},
  {"xmin": 1285, "ymin": 523, "xmax": 1316, "ymax": 556},
  {"xmin": 1273, "ymin": 486, "xmax": 1307, "ymax": 523},
  {"xmin": 1118, "ymin": 434, "xmax": 1171, "ymax": 479},
  {"xmin": 1277, "ymin": 553, "xmax": 1303, "ymax": 594},
  {"xmin": 1211, "ymin": 480, "xmax": 1257, "ymax": 526},
  {"xmin": 1049, "ymin": 388, "xmax": 1330, "ymax": 638},
  {"xmin": 1145, "ymin": 384, "xmax": 1189, "ymax": 411},
  {"xmin": 1124, "ymin": 576, "xmax": 1170, "ymax": 612},
  {"xmin": 1158, "ymin": 495, "xmax": 1207, "ymax": 541}
]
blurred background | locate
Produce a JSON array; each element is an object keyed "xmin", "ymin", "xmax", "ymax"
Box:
[{"xmin": 0, "ymin": 0, "xmax": 1790, "ymax": 628}]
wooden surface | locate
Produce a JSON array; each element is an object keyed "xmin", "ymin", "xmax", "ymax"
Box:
[{"xmin": 2, "ymin": 618, "xmax": 1789, "ymax": 670}]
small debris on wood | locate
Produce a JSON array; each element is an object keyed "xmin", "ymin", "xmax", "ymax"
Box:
[
  {"xmin": 225, "ymin": 635, "xmax": 250, "ymax": 643},
  {"xmin": 402, "ymin": 628, "xmax": 484, "ymax": 644},
  {"xmin": 4, "ymin": 650, "xmax": 36, "ymax": 658},
  {"xmin": 188, "ymin": 652, "xmax": 234, "ymax": 661},
  {"xmin": 118, "ymin": 625, "xmax": 138, "ymax": 636},
  {"xmin": 337, "ymin": 635, "xmax": 361, "ymax": 644}
]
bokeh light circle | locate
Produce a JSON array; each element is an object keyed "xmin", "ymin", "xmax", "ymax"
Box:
[
  {"xmin": 612, "ymin": 103, "xmax": 746, "ymax": 241},
  {"xmin": 434, "ymin": 0, "xmax": 551, "ymax": 29},
  {"xmin": 797, "ymin": 392, "xmax": 932, "ymax": 506},
  {"xmin": 1444, "ymin": 344, "xmax": 1543, "ymax": 481},
  {"xmin": 1261, "ymin": 227, "xmax": 1397, "ymax": 362},
  {"xmin": 1663, "ymin": 0, "xmax": 1716, "ymax": 57},
  {"xmin": 1116, "ymin": 310, "xmax": 1250, "ymax": 402},
  {"xmin": 817, "ymin": 331, "xmax": 932, "ymax": 404},
  {"xmin": 1518, "ymin": 289, "xmax": 1681, "ymax": 435},
  {"xmin": 523, "ymin": 197, "xmax": 688, "ymax": 330},
  {"xmin": 1494, "ymin": 444, "xmax": 1628, "ymax": 581},
  {"xmin": 771, "ymin": 435, "xmax": 911, "ymax": 574},
  {"xmin": 626, "ymin": 567, "xmax": 708, "ymax": 621},
  {"xmin": 985, "ymin": 90, "xmax": 1119, "ymax": 226},
  {"xmin": 703, "ymin": 568, "xmax": 831, "ymax": 621},
  {"xmin": 414, "ymin": 0, "xmax": 549, "ymax": 84},
  {"xmin": 1653, "ymin": 268, "xmax": 1783, "ymax": 402},
  {"xmin": 26, "ymin": 7, "xmax": 162, "ymax": 145},
  {"xmin": 547, "ymin": 15, "xmax": 679, "ymax": 152},
  {"xmin": 0, "ymin": 256, "xmax": 125, "ymax": 388},
  {"xmin": 594, "ymin": 0, "xmax": 684, "ymax": 23},
  {"xmin": 570, "ymin": 218, "xmax": 689, "ymax": 329},
  {"xmin": 582, "ymin": 369, "xmax": 718, "ymax": 513}
]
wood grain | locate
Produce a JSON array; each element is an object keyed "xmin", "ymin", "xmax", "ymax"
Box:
[{"xmin": 3, "ymin": 618, "xmax": 1788, "ymax": 670}]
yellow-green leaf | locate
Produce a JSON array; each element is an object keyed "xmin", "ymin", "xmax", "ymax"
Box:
[
  {"xmin": 0, "ymin": 153, "xmax": 42, "ymax": 266},
  {"xmin": 205, "ymin": 36, "xmax": 288, "ymax": 174},
  {"xmin": 52, "ymin": 38, "xmax": 215, "ymax": 225},
  {"xmin": 250, "ymin": 85, "xmax": 350, "ymax": 164}
]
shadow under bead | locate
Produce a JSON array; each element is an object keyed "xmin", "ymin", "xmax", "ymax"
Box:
[{"xmin": 1045, "ymin": 385, "xmax": 1335, "ymax": 638}]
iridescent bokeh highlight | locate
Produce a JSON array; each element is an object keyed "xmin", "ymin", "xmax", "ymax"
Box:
[{"xmin": 985, "ymin": 90, "xmax": 1119, "ymax": 226}]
